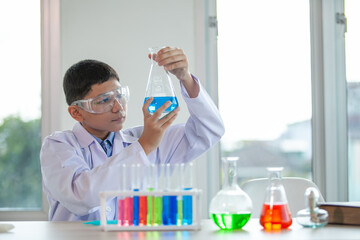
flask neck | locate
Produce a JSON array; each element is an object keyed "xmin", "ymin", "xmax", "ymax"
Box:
[
  {"xmin": 269, "ymin": 170, "xmax": 282, "ymax": 186},
  {"xmin": 149, "ymin": 47, "xmax": 161, "ymax": 67},
  {"xmin": 222, "ymin": 158, "xmax": 239, "ymax": 190},
  {"xmin": 264, "ymin": 167, "xmax": 289, "ymax": 204}
]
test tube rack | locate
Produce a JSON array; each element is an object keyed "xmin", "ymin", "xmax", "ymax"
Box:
[{"xmin": 99, "ymin": 189, "xmax": 202, "ymax": 231}]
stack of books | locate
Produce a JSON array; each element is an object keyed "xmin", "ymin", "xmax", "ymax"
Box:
[{"xmin": 319, "ymin": 202, "xmax": 360, "ymax": 225}]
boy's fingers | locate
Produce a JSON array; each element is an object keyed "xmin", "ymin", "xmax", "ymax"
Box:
[
  {"xmin": 143, "ymin": 97, "xmax": 153, "ymax": 116},
  {"xmin": 159, "ymin": 106, "xmax": 180, "ymax": 125},
  {"xmin": 161, "ymin": 110, "xmax": 178, "ymax": 129},
  {"xmin": 153, "ymin": 101, "xmax": 172, "ymax": 118}
]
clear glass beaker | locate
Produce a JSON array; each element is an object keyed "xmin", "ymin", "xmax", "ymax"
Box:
[
  {"xmin": 144, "ymin": 47, "xmax": 178, "ymax": 118},
  {"xmin": 260, "ymin": 167, "xmax": 292, "ymax": 230},
  {"xmin": 209, "ymin": 157, "xmax": 252, "ymax": 230}
]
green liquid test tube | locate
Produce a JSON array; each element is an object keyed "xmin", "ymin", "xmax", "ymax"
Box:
[
  {"xmin": 177, "ymin": 196, "xmax": 183, "ymax": 226},
  {"xmin": 153, "ymin": 196, "xmax": 163, "ymax": 226},
  {"xmin": 147, "ymin": 187, "xmax": 154, "ymax": 226},
  {"xmin": 146, "ymin": 165, "xmax": 156, "ymax": 226}
]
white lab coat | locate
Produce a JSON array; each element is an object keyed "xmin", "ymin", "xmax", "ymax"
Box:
[{"xmin": 40, "ymin": 77, "xmax": 224, "ymax": 221}]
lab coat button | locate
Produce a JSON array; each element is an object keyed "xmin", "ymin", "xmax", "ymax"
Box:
[{"xmin": 106, "ymin": 206, "xmax": 111, "ymax": 212}]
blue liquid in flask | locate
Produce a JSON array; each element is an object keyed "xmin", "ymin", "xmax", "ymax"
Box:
[{"xmin": 144, "ymin": 96, "xmax": 178, "ymax": 115}]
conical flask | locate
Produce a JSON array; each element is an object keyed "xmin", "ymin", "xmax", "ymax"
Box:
[
  {"xmin": 260, "ymin": 167, "xmax": 292, "ymax": 230},
  {"xmin": 144, "ymin": 47, "xmax": 178, "ymax": 118},
  {"xmin": 209, "ymin": 157, "xmax": 252, "ymax": 230}
]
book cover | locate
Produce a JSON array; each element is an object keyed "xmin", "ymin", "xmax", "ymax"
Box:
[{"xmin": 319, "ymin": 202, "xmax": 360, "ymax": 225}]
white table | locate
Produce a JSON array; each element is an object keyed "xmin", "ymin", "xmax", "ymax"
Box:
[{"xmin": 1, "ymin": 218, "xmax": 360, "ymax": 240}]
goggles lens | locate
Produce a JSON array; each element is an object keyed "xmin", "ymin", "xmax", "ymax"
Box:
[{"xmin": 71, "ymin": 86, "xmax": 129, "ymax": 113}]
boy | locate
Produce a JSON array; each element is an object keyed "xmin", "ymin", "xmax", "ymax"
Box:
[{"xmin": 40, "ymin": 47, "xmax": 224, "ymax": 221}]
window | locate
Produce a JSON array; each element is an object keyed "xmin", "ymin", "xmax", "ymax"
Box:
[
  {"xmin": 217, "ymin": 0, "xmax": 312, "ymax": 183},
  {"xmin": 0, "ymin": 1, "xmax": 42, "ymax": 216},
  {"xmin": 345, "ymin": 0, "xmax": 360, "ymax": 201}
]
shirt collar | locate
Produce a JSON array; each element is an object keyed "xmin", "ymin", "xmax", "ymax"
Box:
[{"xmin": 92, "ymin": 131, "xmax": 115, "ymax": 145}]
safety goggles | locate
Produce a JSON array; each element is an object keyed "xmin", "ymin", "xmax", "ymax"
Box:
[{"xmin": 71, "ymin": 86, "xmax": 130, "ymax": 113}]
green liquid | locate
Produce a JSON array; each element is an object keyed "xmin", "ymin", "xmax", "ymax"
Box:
[
  {"xmin": 210, "ymin": 213, "xmax": 251, "ymax": 230},
  {"xmin": 153, "ymin": 196, "xmax": 163, "ymax": 226},
  {"xmin": 147, "ymin": 188, "xmax": 154, "ymax": 226},
  {"xmin": 177, "ymin": 198, "xmax": 183, "ymax": 226}
]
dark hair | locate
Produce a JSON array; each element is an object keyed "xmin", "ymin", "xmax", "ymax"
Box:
[{"xmin": 63, "ymin": 59, "xmax": 120, "ymax": 105}]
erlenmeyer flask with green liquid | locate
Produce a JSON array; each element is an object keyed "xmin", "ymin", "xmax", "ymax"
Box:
[
  {"xmin": 209, "ymin": 157, "xmax": 253, "ymax": 230},
  {"xmin": 144, "ymin": 47, "xmax": 178, "ymax": 118}
]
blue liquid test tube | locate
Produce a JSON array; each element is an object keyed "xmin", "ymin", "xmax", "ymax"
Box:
[
  {"xmin": 161, "ymin": 164, "xmax": 170, "ymax": 225},
  {"xmin": 163, "ymin": 163, "xmax": 177, "ymax": 225},
  {"xmin": 182, "ymin": 162, "xmax": 193, "ymax": 225},
  {"xmin": 132, "ymin": 164, "xmax": 140, "ymax": 226}
]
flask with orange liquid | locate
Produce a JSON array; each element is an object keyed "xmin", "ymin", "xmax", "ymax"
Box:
[{"xmin": 260, "ymin": 167, "xmax": 292, "ymax": 230}]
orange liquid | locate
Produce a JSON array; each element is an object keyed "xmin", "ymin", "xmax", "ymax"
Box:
[
  {"xmin": 260, "ymin": 203, "xmax": 292, "ymax": 230},
  {"xmin": 139, "ymin": 196, "xmax": 148, "ymax": 226}
]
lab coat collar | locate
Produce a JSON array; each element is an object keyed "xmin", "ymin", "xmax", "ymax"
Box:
[
  {"xmin": 117, "ymin": 130, "xmax": 139, "ymax": 144},
  {"xmin": 73, "ymin": 122, "xmax": 96, "ymax": 148},
  {"xmin": 72, "ymin": 122, "xmax": 139, "ymax": 148}
]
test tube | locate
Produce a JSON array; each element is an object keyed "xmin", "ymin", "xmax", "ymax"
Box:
[
  {"xmin": 132, "ymin": 164, "xmax": 140, "ymax": 226},
  {"xmin": 118, "ymin": 164, "xmax": 126, "ymax": 225},
  {"xmin": 123, "ymin": 164, "xmax": 133, "ymax": 226},
  {"xmin": 146, "ymin": 164, "xmax": 155, "ymax": 226},
  {"xmin": 164, "ymin": 163, "xmax": 178, "ymax": 225},
  {"xmin": 161, "ymin": 164, "xmax": 170, "ymax": 225},
  {"xmin": 182, "ymin": 162, "xmax": 193, "ymax": 225},
  {"xmin": 174, "ymin": 163, "xmax": 183, "ymax": 226},
  {"xmin": 153, "ymin": 164, "xmax": 163, "ymax": 226},
  {"xmin": 139, "ymin": 166, "xmax": 148, "ymax": 226}
]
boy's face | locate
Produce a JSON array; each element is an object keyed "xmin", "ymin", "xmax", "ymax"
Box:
[{"xmin": 71, "ymin": 78, "xmax": 127, "ymax": 140}]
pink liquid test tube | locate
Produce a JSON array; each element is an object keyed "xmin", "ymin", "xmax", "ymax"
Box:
[
  {"xmin": 122, "ymin": 164, "xmax": 134, "ymax": 226},
  {"xmin": 118, "ymin": 164, "xmax": 126, "ymax": 225},
  {"xmin": 124, "ymin": 196, "xmax": 133, "ymax": 226}
]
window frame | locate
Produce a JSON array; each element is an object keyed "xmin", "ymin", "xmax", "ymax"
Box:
[
  {"xmin": 310, "ymin": 0, "xmax": 348, "ymax": 201},
  {"xmin": 0, "ymin": 0, "xmax": 61, "ymax": 221}
]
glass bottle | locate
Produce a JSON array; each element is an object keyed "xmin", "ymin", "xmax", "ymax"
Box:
[
  {"xmin": 296, "ymin": 187, "xmax": 328, "ymax": 228},
  {"xmin": 260, "ymin": 167, "xmax": 292, "ymax": 230},
  {"xmin": 144, "ymin": 47, "xmax": 178, "ymax": 118},
  {"xmin": 209, "ymin": 157, "xmax": 252, "ymax": 230}
]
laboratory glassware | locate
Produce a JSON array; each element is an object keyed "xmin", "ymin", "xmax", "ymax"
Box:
[
  {"xmin": 144, "ymin": 47, "xmax": 178, "ymax": 118},
  {"xmin": 181, "ymin": 162, "xmax": 193, "ymax": 225},
  {"xmin": 162, "ymin": 163, "xmax": 178, "ymax": 225},
  {"xmin": 153, "ymin": 164, "xmax": 164, "ymax": 226},
  {"xmin": 118, "ymin": 164, "xmax": 126, "ymax": 225},
  {"xmin": 260, "ymin": 167, "xmax": 292, "ymax": 230},
  {"xmin": 146, "ymin": 164, "xmax": 156, "ymax": 226},
  {"xmin": 296, "ymin": 187, "xmax": 328, "ymax": 228},
  {"xmin": 209, "ymin": 157, "xmax": 253, "ymax": 230},
  {"xmin": 123, "ymin": 164, "xmax": 133, "ymax": 226}
]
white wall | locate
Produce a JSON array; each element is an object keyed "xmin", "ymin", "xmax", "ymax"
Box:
[{"xmin": 59, "ymin": 0, "xmax": 196, "ymax": 130}]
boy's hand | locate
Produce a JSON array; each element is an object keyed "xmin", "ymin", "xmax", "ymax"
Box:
[
  {"xmin": 138, "ymin": 97, "xmax": 180, "ymax": 155},
  {"xmin": 155, "ymin": 47, "xmax": 192, "ymax": 83},
  {"xmin": 150, "ymin": 46, "xmax": 199, "ymax": 98}
]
